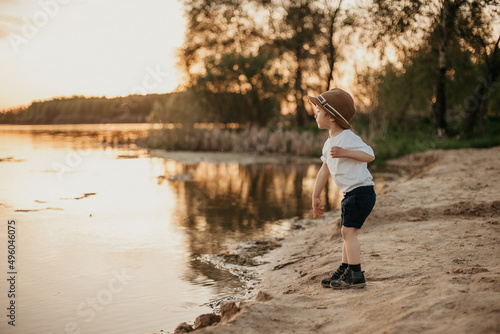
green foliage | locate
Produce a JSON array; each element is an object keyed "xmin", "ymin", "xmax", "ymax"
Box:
[
  {"xmin": 179, "ymin": 0, "xmax": 352, "ymax": 126},
  {"xmin": 0, "ymin": 89, "xmax": 281, "ymax": 125},
  {"xmin": 369, "ymin": 0, "xmax": 500, "ymax": 136},
  {"xmin": 178, "ymin": 0, "xmax": 294, "ymax": 126},
  {"xmin": 371, "ymin": 117, "xmax": 500, "ymax": 163},
  {"xmin": 358, "ymin": 37, "xmax": 486, "ymax": 139},
  {"xmin": 140, "ymin": 114, "xmax": 500, "ymax": 163},
  {"xmin": 0, "ymin": 95, "xmax": 159, "ymax": 124},
  {"xmin": 146, "ymin": 89, "xmax": 279, "ymax": 125},
  {"xmin": 197, "ymin": 51, "xmax": 285, "ymax": 126}
]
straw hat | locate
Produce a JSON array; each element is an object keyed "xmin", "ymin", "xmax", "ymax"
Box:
[{"xmin": 307, "ymin": 88, "xmax": 355, "ymax": 129}]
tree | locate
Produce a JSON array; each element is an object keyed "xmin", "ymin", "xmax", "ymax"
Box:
[
  {"xmin": 179, "ymin": 0, "xmax": 263, "ymax": 83},
  {"xmin": 323, "ymin": 0, "xmax": 344, "ymax": 91},
  {"xmin": 197, "ymin": 50, "xmax": 284, "ymax": 126},
  {"xmin": 368, "ymin": 0, "xmax": 494, "ymax": 137},
  {"xmin": 458, "ymin": 0, "xmax": 500, "ymax": 136},
  {"xmin": 270, "ymin": 0, "xmax": 325, "ymax": 126},
  {"xmin": 178, "ymin": 0, "xmax": 356, "ymax": 127},
  {"xmin": 178, "ymin": 0, "xmax": 285, "ymax": 126}
]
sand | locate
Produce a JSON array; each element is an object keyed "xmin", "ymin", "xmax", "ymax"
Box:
[{"xmin": 180, "ymin": 146, "xmax": 500, "ymax": 334}]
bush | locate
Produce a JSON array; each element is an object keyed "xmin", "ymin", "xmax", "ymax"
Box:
[{"xmin": 138, "ymin": 125, "xmax": 327, "ymax": 156}]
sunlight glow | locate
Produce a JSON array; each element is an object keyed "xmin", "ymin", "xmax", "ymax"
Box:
[{"xmin": 0, "ymin": 0, "xmax": 185, "ymax": 110}]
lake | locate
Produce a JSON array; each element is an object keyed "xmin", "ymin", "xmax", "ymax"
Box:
[{"xmin": 0, "ymin": 124, "xmax": 341, "ymax": 334}]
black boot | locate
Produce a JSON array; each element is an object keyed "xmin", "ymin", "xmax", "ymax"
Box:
[
  {"xmin": 330, "ymin": 268, "xmax": 366, "ymax": 289},
  {"xmin": 321, "ymin": 266, "xmax": 347, "ymax": 288}
]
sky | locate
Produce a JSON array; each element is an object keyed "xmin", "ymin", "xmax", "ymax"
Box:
[{"xmin": 0, "ymin": 0, "xmax": 186, "ymax": 110}]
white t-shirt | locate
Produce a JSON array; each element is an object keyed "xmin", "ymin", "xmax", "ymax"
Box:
[{"xmin": 321, "ymin": 130, "xmax": 375, "ymax": 194}]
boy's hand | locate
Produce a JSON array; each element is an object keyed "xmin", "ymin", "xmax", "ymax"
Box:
[
  {"xmin": 330, "ymin": 146, "xmax": 347, "ymax": 158},
  {"xmin": 312, "ymin": 198, "xmax": 324, "ymax": 218},
  {"xmin": 331, "ymin": 146, "xmax": 375, "ymax": 162}
]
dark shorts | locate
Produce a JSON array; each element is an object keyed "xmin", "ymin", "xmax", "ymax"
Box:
[{"xmin": 341, "ymin": 185, "xmax": 376, "ymax": 229}]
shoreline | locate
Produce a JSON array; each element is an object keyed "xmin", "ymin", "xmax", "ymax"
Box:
[
  {"xmin": 148, "ymin": 149, "xmax": 319, "ymax": 166},
  {"xmin": 171, "ymin": 146, "xmax": 500, "ymax": 333}
]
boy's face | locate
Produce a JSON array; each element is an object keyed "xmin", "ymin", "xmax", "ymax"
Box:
[{"xmin": 314, "ymin": 106, "xmax": 333, "ymax": 129}]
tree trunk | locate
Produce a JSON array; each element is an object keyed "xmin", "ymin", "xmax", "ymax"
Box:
[
  {"xmin": 461, "ymin": 35, "xmax": 500, "ymax": 137},
  {"xmin": 460, "ymin": 72, "xmax": 496, "ymax": 137},
  {"xmin": 477, "ymin": 95, "xmax": 488, "ymax": 136},
  {"xmin": 295, "ymin": 57, "xmax": 309, "ymax": 126},
  {"xmin": 435, "ymin": 67, "xmax": 447, "ymax": 136},
  {"xmin": 326, "ymin": 18, "xmax": 335, "ymax": 91},
  {"xmin": 434, "ymin": 3, "xmax": 449, "ymax": 137},
  {"xmin": 248, "ymin": 81, "xmax": 266, "ymax": 127},
  {"xmin": 325, "ymin": 0, "xmax": 342, "ymax": 91},
  {"xmin": 398, "ymin": 91, "xmax": 413, "ymax": 124}
]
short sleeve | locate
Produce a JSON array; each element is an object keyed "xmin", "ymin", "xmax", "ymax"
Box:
[
  {"xmin": 320, "ymin": 138, "xmax": 329, "ymax": 163},
  {"xmin": 347, "ymin": 134, "xmax": 375, "ymax": 157}
]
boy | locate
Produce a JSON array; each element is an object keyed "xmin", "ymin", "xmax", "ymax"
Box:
[{"xmin": 308, "ymin": 88, "xmax": 376, "ymax": 289}]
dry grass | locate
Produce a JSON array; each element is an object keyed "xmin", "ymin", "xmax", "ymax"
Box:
[{"xmin": 138, "ymin": 125, "xmax": 326, "ymax": 156}]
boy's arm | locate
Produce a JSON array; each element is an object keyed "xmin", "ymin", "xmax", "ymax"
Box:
[
  {"xmin": 330, "ymin": 146, "xmax": 375, "ymax": 162},
  {"xmin": 312, "ymin": 163, "xmax": 329, "ymax": 218}
]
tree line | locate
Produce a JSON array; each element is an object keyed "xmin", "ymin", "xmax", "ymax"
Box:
[
  {"xmin": 2, "ymin": 0, "xmax": 499, "ymax": 139},
  {"xmin": 0, "ymin": 91, "xmax": 264, "ymax": 125},
  {"xmin": 0, "ymin": 95, "xmax": 155, "ymax": 124}
]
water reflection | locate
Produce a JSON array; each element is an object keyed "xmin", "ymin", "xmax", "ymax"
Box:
[
  {"xmin": 152, "ymin": 158, "xmax": 342, "ymax": 302},
  {"xmin": 157, "ymin": 159, "xmax": 342, "ymax": 257},
  {"xmin": 2, "ymin": 123, "xmax": 156, "ymax": 150},
  {"xmin": 0, "ymin": 124, "xmax": 343, "ymax": 334}
]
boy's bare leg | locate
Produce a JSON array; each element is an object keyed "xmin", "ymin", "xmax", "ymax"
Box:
[
  {"xmin": 342, "ymin": 241, "xmax": 348, "ymax": 264},
  {"xmin": 332, "ymin": 226, "xmax": 366, "ymax": 289},
  {"xmin": 341, "ymin": 226, "xmax": 360, "ymax": 265}
]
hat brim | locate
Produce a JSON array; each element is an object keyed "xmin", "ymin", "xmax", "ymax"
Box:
[{"xmin": 307, "ymin": 96, "xmax": 351, "ymax": 129}]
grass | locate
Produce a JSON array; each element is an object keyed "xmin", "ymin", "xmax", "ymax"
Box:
[
  {"xmin": 138, "ymin": 117, "xmax": 500, "ymax": 164},
  {"xmin": 368, "ymin": 118, "xmax": 500, "ymax": 164},
  {"xmin": 138, "ymin": 125, "xmax": 327, "ymax": 156}
]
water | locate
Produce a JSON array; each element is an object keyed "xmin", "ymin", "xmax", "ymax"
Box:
[{"xmin": 0, "ymin": 124, "xmax": 339, "ymax": 334}]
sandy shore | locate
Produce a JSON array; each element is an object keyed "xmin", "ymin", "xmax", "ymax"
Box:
[{"xmin": 177, "ymin": 147, "xmax": 500, "ymax": 334}]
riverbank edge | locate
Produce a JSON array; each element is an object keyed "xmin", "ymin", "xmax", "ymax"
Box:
[
  {"xmin": 161, "ymin": 147, "xmax": 407, "ymax": 333},
  {"xmin": 139, "ymin": 124, "xmax": 500, "ymax": 166},
  {"xmin": 166, "ymin": 146, "xmax": 500, "ymax": 334}
]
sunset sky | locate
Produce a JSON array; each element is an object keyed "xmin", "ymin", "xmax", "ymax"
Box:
[{"xmin": 0, "ymin": 0, "xmax": 185, "ymax": 110}]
